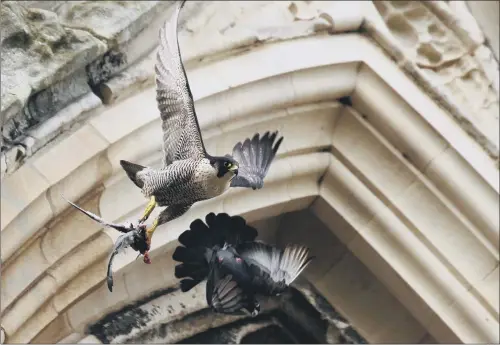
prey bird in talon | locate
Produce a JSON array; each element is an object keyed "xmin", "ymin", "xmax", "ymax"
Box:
[
  {"xmin": 172, "ymin": 213, "xmax": 314, "ymax": 316},
  {"xmin": 119, "ymin": 0, "xmax": 284, "ymax": 261},
  {"xmin": 62, "ymin": 196, "xmax": 150, "ymax": 292}
]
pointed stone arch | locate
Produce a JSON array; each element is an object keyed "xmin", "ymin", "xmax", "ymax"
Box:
[{"xmin": 1, "ymin": 2, "xmax": 498, "ymax": 344}]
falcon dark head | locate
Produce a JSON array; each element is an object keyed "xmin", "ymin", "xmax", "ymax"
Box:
[{"xmin": 211, "ymin": 155, "xmax": 239, "ymax": 178}]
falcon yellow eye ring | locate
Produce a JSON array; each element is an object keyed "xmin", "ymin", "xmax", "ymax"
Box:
[{"xmin": 224, "ymin": 162, "xmax": 231, "ymax": 168}]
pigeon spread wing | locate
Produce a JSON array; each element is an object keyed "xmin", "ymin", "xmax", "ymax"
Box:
[
  {"xmin": 62, "ymin": 196, "xmax": 133, "ymax": 233},
  {"xmin": 230, "ymin": 131, "xmax": 283, "ymax": 190},
  {"xmin": 206, "ymin": 261, "xmax": 255, "ymax": 315},
  {"xmin": 106, "ymin": 231, "xmax": 138, "ymax": 292},
  {"xmin": 155, "ymin": 0, "xmax": 207, "ymax": 167},
  {"xmin": 237, "ymin": 242, "xmax": 314, "ymax": 288}
]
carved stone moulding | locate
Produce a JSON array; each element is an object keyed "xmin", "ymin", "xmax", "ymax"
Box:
[
  {"xmin": 1, "ymin": 1, "xmax": 498, "ymax": 344},
  {"xmin": 2, "ymin": 0, "xmax": 497, "ymax": 177},
  {"xmin": 2, "ymin": 32, "xmax": 498, "ymax": 344},
  {"xmin": 85, "ymin": 282, "xmax": 366, "ymax": 344},
  {"xmin": 366, "ymin": 0, "xmax": 499, "ymax": 162}
]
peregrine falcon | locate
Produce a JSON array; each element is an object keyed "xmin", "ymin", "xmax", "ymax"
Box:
[
  {"xmin": 119, "ymin": 0, "xmax": 284, "ymax": 260},
  {"xmin": 172, "ymin": 212, "xmax": 314, "ymax": 316}
]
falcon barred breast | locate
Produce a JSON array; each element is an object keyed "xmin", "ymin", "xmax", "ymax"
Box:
[{"xmin": 119, "ymin": 0, "xmax": 284, "ymax": 261}]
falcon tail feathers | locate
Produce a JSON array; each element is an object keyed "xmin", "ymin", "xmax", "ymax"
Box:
[
  {"xmin": 120, "ymin": 160, "xmax": 145, "ymax": 189},
  {"xmin": 280, "ymin": 245, "xmax": 315, "ymax": 285}
]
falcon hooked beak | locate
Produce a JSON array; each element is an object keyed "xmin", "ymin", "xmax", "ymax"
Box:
[
  {"xmin": 229, "ymin": 164, "xmax": 239, "ymax": 175},
  {"xmin": 222, "ymin": 160, "xmax": 238, "ymax": 178}
]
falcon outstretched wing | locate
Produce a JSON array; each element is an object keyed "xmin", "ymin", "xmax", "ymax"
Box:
[
  {"xmin": 62, "ymin": 196, "xmax": 134, "ymax": 234},
  {"xmin": 230, "ymin": 131, "xmax": 283, "ymax": 190},
  {"xmin": 156, "ymin": 0, "xmax": 207, "ymax": 166}
]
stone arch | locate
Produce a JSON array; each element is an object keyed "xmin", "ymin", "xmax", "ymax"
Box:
[{"xmin": 1, "ymin": 1, "xmax": 498, "ymax": 344}]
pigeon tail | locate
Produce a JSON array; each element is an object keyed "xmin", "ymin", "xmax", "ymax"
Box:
[
  {"xmin": 173, "ymin": 213, "xmax": 259, "ymax": 292},
  {"xmin": 178, "ymin": 212, "xmax": 258, "ymax": 249}
]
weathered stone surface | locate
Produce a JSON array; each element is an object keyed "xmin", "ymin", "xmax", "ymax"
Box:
[
  {"xmin": 55, "ymin": 1, "xmax": 173, "ymax": 100},
  {"xmin": 0, "ymin": 1, "xmax": 179, "ymax": 176},
  {"xmin": 179, "ymin": 1, "xmax": 351, "ymax": 64},
  {"xmin": 465, "ymin": 0, "xmax": 499, "ymax": 60},
  {"xmin": 55, "ymin": 1, "xmax": 171, "ymax": 47},
  {"xmin": 98, "ymin": 48, "xmax": 156, "ymax": 105},
  {"xmin": 30, "ymin": 312, "xmax": 73, "ymax": 344},
  {"xmin": 87, "ymin": 281, "xmax": 366, "ymax": 344},
  {"xmin": 1, "ymin": 144, "xmax": 27, "ymax": 176},
  {"xmin": 2, "ymin": 69, "xmax": 96, "ymax": 149},
  {"xmin": 2, "ymin": 2, "xmax": 499, "ymax": 344},
  {"xmin": 372, "ymin": 0, "xmax": 500, "ymax": 159},
  {"xmin": 0, "ymin": 2, "xmax": 107, "ymax": 126},
  {"xmin": 26, "ymin": 92, "xmax": 103, "ymax": 155}
]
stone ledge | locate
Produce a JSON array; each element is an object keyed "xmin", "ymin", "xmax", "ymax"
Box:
[
  {"xmin": 319, "ymin": 154, "xmax": 499, "ymax": 343},
  {"xmin": 351, "ymin": 67, "xmax": 499, "ymax": 251},
  {"xmin": 2, "ymin": 28, "xmax": 499, "ymax": 343},
  {"xmin": 32, "ymin": 143, "xmax": 496, "ymax": 342}
]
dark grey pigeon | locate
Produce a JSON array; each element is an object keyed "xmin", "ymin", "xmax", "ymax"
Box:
[{"xmin": 172, "ymin": 212, "xmax": 314, "ymax": 316}]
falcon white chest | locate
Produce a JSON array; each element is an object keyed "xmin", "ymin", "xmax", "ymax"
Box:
[{"xmin": 194, "ymin": 159, "xmax": 233, "ymax": 198}]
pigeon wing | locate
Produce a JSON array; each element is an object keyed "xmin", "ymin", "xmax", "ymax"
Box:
[
  {"xmin": 237, "ymin": 242, "xmax": 314, "ymax": 289},
  {"xmin": 62, "ymin": 196, "xmax": 132, "ymax": 233},
  {"xmin": 206, "ymin": 261, "xmax": 255, "ymax": 315}
]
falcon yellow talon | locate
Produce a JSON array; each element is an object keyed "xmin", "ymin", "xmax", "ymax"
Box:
[
  {"xmin": 146, "ymin": 218, "xmax": 159, "ymax": 244},
  {"xmin": 140, "ymin": 196, "xmax": 157, "ymax": 223}
]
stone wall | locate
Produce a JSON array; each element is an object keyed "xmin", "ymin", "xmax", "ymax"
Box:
[
  {"xmin": 1, "ymin": 1, "xmax": 498, "ymax": 179},
  {"xmin": 1, "ymin": 1, "xmax": 498, "ymax": 344},
  {"xmin": 1, "ymin": 1, "xmax": 174, "ymax": 176}
]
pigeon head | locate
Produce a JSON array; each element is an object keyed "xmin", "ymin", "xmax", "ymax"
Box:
[
  {"xmin": 215, "ymin": 247, "xmax": 244, "ymax": 269},
  {"xmin": 211, "ymin": 155, "xmax": 239, "ymax": 178}
]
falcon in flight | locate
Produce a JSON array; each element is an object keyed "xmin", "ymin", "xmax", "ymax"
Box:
[
  {"xmin": 173, "ymin": 213, "xmax": 314, "ymax": 316},
  {"xmin": 120, "ymin": 0, "xmax": 283, "ymax": 260}
]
